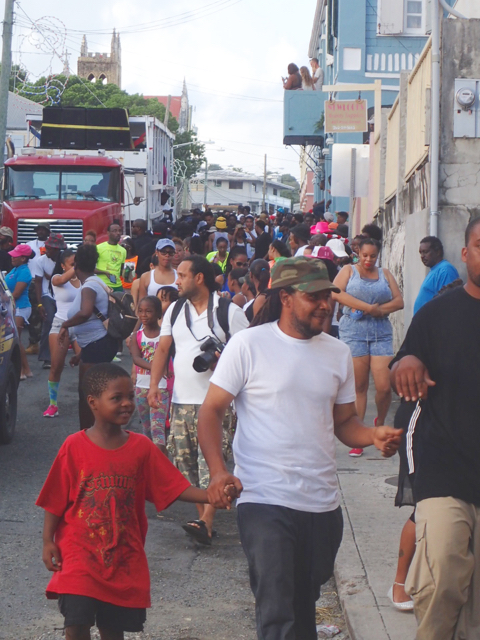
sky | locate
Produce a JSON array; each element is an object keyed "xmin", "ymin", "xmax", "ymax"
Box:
[{"xmin": 7, "ymin": 0, "xmax": 317, "ymax": 180}]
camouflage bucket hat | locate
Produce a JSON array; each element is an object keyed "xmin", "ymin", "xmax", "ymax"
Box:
[{"xmin": 270, "ymin": 257, "xmax": 340, "ymax": 294}]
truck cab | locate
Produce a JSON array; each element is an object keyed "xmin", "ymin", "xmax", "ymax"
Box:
[{"xmin": 1, "ymin": 154, "xmax": 124, "ymax": 245}]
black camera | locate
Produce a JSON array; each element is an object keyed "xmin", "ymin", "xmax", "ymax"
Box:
[{"xmin": 193, "ymin": 337, "xmax": 225, "ymax": 372}]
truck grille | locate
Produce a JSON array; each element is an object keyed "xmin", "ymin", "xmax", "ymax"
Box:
[{"xmin": 17, "ymin": 219, "xmax": 84, "ymax": 246}]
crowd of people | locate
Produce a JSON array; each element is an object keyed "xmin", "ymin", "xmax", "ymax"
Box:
[{"xmin": 2, "ymin": 200, "xmax": 471, "ymax": 639}]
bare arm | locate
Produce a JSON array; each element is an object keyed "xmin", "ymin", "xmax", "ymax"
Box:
[
  {"xmin": 61, "ymin": 287, "xmax": 96, "ymax": 328},
  {"xmin": 197, "ymin": 383, "xmax": 243, "ymax": 509},
  {"xmin": 377, "ymin": 269, "xmax": 404, "ymax": 315},
  {"xmin": 147, "ymin": 335, "xmax": 172, "ymax": 407},
  {"xmin": 42, "ymin": 511, "xmax": 62, "ymax": 572},
  {"xmin": 332, "ymin": 265, "xmax": 379, "ymax": 314},
  {"xmin": 333, "ymin": 402, "xmax": 402, "ymax": 456},
  {"xmin": 51, "ymin": 267, "xmax": 76, "ymax": 287},
  {"xmin": 138, "ymin": 271, "xmax": 149, "ymax": 303},
  {"xmin": 10, "ymin": 281, "xmax": 28, "ymax": 301},
  {"xmin": 129, "ymin": 332, "xmax": 153, "ymax": 370},
  {"xmin": 177, "ymin": 486, "xmax": 209, "ymax": 504}
]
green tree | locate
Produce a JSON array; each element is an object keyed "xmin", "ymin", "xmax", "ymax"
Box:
[
  {"xmin": 16, "ymin": 74, "xmax": 179, "ymax": 132},
  {"xmin": 280, "ymin": 173, "xmax": 300, "ymax": 206},
  {"xmin": 208, "ymin": 163, "xmax": 223, "ymax": 171},
  {"xmin": 231, "ymin": 167, "xmax": 244, "ymax": 173},
  {"xmin": 174, "ymin": 130, "xmax": 205, "ymax": 180}
]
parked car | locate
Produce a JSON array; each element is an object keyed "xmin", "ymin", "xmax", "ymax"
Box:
[{"xmin": 0, "ymin": 273, "xmax": 21, "ymax": 444}]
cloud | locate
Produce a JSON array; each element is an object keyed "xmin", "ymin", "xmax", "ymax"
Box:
[{"xmin": 14, "ymin": 0, "xmax": 315, "ymax": 178}]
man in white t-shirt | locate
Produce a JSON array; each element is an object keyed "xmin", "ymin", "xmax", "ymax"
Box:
[
  {"xmin": 148, "ymin": 255, "xmax": 248, "ymax": 544},
  {"xmin": 310, "ymin": 57, "xmax": 324, "ymax": 91},
  {"xmin": 197, "ymin": 257, "xmax": 402, "ymax": 639}
]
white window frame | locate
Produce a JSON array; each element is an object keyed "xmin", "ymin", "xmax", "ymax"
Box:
[{"xmin": 404, "ymin": 0, "xmax": 424, "ymax": 35}]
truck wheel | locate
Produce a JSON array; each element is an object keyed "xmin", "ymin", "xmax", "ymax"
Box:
[{"xmin": 0, "ymin": 363, "xmax": 18, "ymax": 445}]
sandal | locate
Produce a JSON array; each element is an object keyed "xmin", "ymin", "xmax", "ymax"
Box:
[{"xmin": 182, "ymin": 519, "xmax": 213, "ymax": 546}]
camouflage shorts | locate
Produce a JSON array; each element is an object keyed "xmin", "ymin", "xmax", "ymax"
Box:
[{"xmin": 168, "ymin": 403, "xmax": 235, "ymax": 490}]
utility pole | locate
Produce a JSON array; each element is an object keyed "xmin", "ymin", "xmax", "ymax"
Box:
[
  {"xmin": 0, "ymin": 0, "xmax": 14, "ymax": 173},
  {"xmin": 203, "ymin": 158, "xmax": 208, "ymax": 209},
  {"xmin": 262, "ymin": 153, "xmax": 267, "ymax": 211}
]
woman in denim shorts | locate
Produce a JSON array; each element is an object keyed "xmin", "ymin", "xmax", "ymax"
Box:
[
  {"xmin": 43, "ymin": 249, "xmax": 81, "ymax": 418},
  {"xmin": 333, "ymin": 238, "xmax": 404, "ymax": 456}
]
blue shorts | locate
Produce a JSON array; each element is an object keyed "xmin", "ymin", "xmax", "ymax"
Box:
[
  {"xmin": 339, "ymin": 315, "xmax": 394, "ymax": 358},
  {"xmin": 340, "ymin": 334, "xmax": 394, "ymax": 358}
]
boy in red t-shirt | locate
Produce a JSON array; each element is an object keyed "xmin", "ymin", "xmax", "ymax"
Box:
[{"xmin": 37, "ymin": 363, "xmax": 211, "ymax": 640}]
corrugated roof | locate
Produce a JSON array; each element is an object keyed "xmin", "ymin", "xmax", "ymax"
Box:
[{"xmin": 7, "ymin": 92, "xmax": 43, "ymax": 130}]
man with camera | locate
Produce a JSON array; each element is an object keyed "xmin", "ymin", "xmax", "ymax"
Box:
[{"xmin": 148, "ymin": 256, "xmax": 248, "ymax": 544}]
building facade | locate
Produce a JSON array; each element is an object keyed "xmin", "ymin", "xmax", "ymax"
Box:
[
  {"xmin": 190, "ymin": 170, "xmax": 294, "ymax": 213},
  {"xmin": 296, "ymin": 0, "xmax": 441, "ymax": 215},
  {"xmin": 77, "ymin": 30, "xmax": 121, "ymax": 88},
  {"xmin": 145, "ymin": 81, "xmax": 192, "ymax": 133}
]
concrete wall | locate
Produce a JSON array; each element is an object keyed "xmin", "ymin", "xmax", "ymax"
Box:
[{"xmin": 439, "ymin": 19, "xmax": 480, "ymax": 278}]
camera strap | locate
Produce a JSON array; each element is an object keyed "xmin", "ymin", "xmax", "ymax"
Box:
[{"xmin": 184, "ymin": 293, "xmax": 223, "ymax": 343}]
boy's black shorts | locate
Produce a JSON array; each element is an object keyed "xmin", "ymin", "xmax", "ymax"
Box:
[{"xmin": 58, "ymin": 594, "xmax": 146, "ymax": 632}]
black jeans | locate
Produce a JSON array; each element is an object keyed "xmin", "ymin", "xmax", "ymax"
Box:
[{"xmin": 237, "ymin": 503, "xmax": 343, "ymax": 640}]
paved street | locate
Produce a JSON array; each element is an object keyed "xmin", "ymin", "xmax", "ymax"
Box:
[
  {"xmin": 0, "ymin": 353, "xmax": 256, "ymax": 640},
  {"xmin": 0, "ymin": 351, "xmax": 351, "ymax": 640}
]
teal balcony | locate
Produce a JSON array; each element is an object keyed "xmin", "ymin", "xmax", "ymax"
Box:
[{"xmin": 283, "ymin": 90, "xmax": 326, "ymax": 146}]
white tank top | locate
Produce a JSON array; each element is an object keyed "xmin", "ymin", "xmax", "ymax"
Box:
[
  {"xmin": 53, "ymin": 280, "xmax": 81, "ymax": 321},
  {"xmin": 147, "ymin": 268, "xmax": 178, "ymax": 296}
]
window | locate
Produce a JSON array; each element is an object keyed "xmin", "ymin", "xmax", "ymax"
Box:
[
  {"xmin": 404, "ymin": 0, "xmax": 423, "ymax": 33},
  {"xmin": 273, "ymin": 189, "xmax": 278, "ymax": 196},
  {"xmin": 213, "ymin": 179, "xmax": 222, "ymax": 187},
  {"xmin": 229, "ymin": 181, "xmax": 243, "ymax": 190},
  {"xmin": 343, "ymin": 47, "xmax": 362, "ymax": 71}
]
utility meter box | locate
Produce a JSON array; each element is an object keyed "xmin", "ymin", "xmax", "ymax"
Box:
[{"xmin": 453, "ymin": 79, "xmax": 480, "ymax": 138}]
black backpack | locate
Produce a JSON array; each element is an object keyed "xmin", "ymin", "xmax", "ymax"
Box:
[
  {"xmin": 94, "ymin": 289, "xmax": 138, "ymax": 341},
  {"xmin": 169, "ymin": 295, "xmax": 231, "ymax": 358}
]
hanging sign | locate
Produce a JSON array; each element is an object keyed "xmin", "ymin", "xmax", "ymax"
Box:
[{"xmin": 324, "ymin": 99, "xmax": 368, "ymax": 133}]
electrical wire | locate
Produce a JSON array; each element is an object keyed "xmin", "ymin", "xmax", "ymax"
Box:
[{"xmin": 15, "ymin": 0, "xmax": 244, "ymax": 36}]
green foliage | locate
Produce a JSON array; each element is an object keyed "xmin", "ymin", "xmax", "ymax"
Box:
[
  {"xmin": 231, "ymin": 167, "xmax": 244, "ymax": 173},
  {"xmin": 208, "ymin": 163, "xmax": 223, "ymax": 171},
  {"xmin": 174, "ymin": 130, "xmax": 206, "ymax": 181},
  {"xmin": 280, "ymin": 173, "xmax": 300, "ymax": 205},
  {"xmin": 15, "ymin": 74, "xmax": 179, "ymax": 132}
]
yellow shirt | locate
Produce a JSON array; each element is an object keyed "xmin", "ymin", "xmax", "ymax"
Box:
[{"xmin": 96, "ymin": 242, "xmax": 127, "ymax": 287}]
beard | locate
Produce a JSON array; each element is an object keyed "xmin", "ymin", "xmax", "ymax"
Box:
[
  {"xmin": 466, "ymin": 265, "xmax": 480, "ymax": 288},
  {"xmin": 291, "ymin": 311, "xmax": 325, "ymax": 339}
]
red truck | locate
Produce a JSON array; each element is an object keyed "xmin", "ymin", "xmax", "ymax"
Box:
[{"xmin": 1, "ymin": 153, "xmax": 124, "ymax": 245}]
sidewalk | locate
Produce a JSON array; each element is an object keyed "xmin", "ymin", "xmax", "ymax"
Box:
[{"xmin": 334, "ymin": 382, "xmax": 418, "ymax": 640}]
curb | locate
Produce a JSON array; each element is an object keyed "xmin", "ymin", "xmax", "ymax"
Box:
[{"xmin": 334, "ymin": 477, "xmax": 391, "ymax": 640}]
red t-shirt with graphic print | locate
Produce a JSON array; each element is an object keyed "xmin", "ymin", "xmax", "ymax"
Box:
[{"xmin": 36, "ymin": 430, "xmax": 190, "ymax": 608}]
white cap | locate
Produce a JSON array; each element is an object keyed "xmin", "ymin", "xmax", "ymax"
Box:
[
  {"xmin": 324, "ymin": 212, "xmax": 334, "ymax": 222},
  {"xmin": 326, "ymin": 238, "xmax": 348, "ymax": 258}
]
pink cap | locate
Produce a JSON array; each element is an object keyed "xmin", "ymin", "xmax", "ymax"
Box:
[{"xmin": 8, "ymin": 244, "xmax": 34, "ymax": 258}]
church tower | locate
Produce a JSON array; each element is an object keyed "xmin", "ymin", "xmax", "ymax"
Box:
[{"xmin": 77, "ymin": 30, "xmax": 122, "ymax": 88}]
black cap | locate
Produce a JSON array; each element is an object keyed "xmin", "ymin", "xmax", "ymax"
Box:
[
  {"xmin": 152, "ymin": 219, "xmax": 168, "ymax": 236},
  {"xmin": 290, "ymin": 223, "xmax": 311, "ymax": 243}
]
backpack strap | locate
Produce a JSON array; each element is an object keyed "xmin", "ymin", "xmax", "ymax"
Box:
[
  {"xmin": 216, "ymin": 296, "xmax": 231, "ymax": 342},
  {"xmin": 170, "ymin": 297, "xmax": 187, "ymax": 328}
]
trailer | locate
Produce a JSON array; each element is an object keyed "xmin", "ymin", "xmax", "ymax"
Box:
[{"xmin": 25, "ymin": 111, "xmax": 176, "ymax": 230}]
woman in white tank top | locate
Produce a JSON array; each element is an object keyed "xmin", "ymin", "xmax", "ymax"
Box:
[
  {"xmin": 43, "ymin": 250, "xmax": 82, "ymax": 418},
  {"xmin": 138, "ymin": 239, "xmax": 178, "ymax": 302}
]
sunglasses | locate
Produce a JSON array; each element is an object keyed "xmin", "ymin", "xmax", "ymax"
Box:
[
  {"xmin": 234, "ymin": 260, "xmax": 248, "ymax": 267},
  {"xmin": 159, "ymin": 249, "xmax": 175, "ymax": 256}
]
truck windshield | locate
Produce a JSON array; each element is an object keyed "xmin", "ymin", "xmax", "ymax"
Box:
[{"xmin": 5, "ymin": 167, "xmax": 119, "ymax": 203}]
